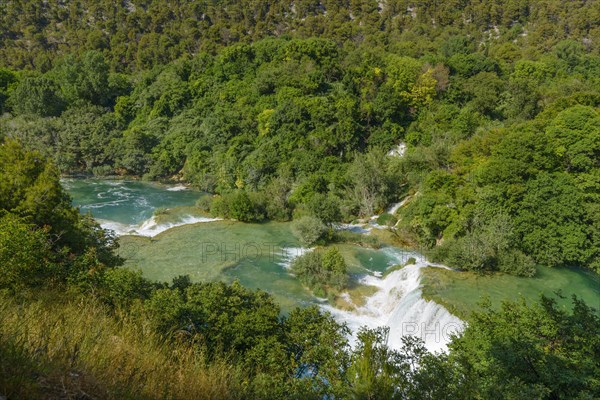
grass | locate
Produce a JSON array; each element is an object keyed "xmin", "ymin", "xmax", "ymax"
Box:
[
  {"xmin": 0, "ymin": 291, "xmax": 245, "ymax": 399},
  {"xmin": 421, "ymin": 266, "xmax": 600, "ymax": 320}
]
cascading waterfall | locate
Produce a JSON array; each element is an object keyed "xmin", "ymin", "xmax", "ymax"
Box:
[
  {"xmin": 66, "ymin": 179, "xmax": 463, "ymax": 351},
  {"xmin": 323, "ymin": 249, "xmax": 464, "ymax": 353},
  {"xmin": 64, "ymin": 179, "xmax": 218, "ymax": 237},
  {"xmin": 98, "ymin": 215, "xmax": 222, "ymax": 237}
]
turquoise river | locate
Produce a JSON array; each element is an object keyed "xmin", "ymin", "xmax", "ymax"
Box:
[{"xmin": 64, "ymin": 179, "xmax": 600, "ymax": 352}]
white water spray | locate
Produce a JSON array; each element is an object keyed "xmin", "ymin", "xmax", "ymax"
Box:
[
  {"xmin": 323, "ymin": 249, "xmax": 464, "ymax": 353},
  {"xmin": 277, "ymin": 247, "xmax": 314, "ymax": 269},
  {"xmin": 166, "ymin": 184, "xmax": 189, "ymax": 191},
  {"xmin": 98, "ymin": 215, "xmax": 222, "ymax": 237}
]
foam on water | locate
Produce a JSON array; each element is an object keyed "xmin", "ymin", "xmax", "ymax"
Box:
[
  {"xmin": 166, "ymin": 185, "xmax": 189, "ymax": 191},
  {"xmin": 66, "ymin": 179, "xmax": 210, "ymax": 235},
  {"xmin": 277, "ymin": 247, "xmax": 314, "ymax": 269},
  {"xmin": 387, "ymin": 142, "xmax": 407, "ymax": 158},
  {"xmin": 99, "ymin": 215, "xmax": 222, "ymax": 237},
  {"xmin": 386, "ymin": 196, "xmax": 410, "ymax": 215},
  {"xmin": 323, "ymin": 249, "xmax": 464, "ymax": 353},
  {"xmin": 335, "ymin": 223, "xmax": 372, "ymax": 234}
]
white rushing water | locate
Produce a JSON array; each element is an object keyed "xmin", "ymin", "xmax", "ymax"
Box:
[
  {"xmin": 387, "ymin": 142, "xmax": 407, "ymax": 158},
  {"xmin": 386, "ymin": 196, "xmax": 410, "ymax": 215},
  {"xmin": 166, "ymin": 184, "xmax": 189, "ymax": 191},
  {"xmin": 277, "ymin": 247, "xmax": 314, "ymax": 269},
  {"xmin": 98, "ymin": 215, "xmax": 222, "ymax": 237},
  {"xmin": 322, "ymin": 249, "xmax": 464, "ymax": 353}
]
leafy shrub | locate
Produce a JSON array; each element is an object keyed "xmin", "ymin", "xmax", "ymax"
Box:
[
  {"xmin": 101, "ymin": 268, "xmax": 154, "ymax": 307},
  {"xmin": 306, "ymin": 193, "xmax": 341, "ymax": 225},
  {"xmin": 498, "ymin": 250, "xmax": 536, "ymax": 277},
  {"xmin": 291, "ymin": 247, "xmax": 348, "ymax": 293},
  {"xmin": 209, "ymin": 190, "xmax": 265, "ymax": 222},
  {"xmin": 376, "ymin": 213, "xmax": 398, "ymax": 227},
  {"xmin": 0, "ymin": 213, "xmax": 55, "ymax": 289},
  {"xmin": 195, "ymin": 195, "xmax": 212, "ymax": 212},
  {"xmin": 291, "ymin": 216, "xmax": 327, "ymax": 246}
]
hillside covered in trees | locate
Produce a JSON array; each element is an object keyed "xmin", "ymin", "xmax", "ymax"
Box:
[{"xmin": 1, "ymin": 0, "xmax": 598, "ymax": 275}]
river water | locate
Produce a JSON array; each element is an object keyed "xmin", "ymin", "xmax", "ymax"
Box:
[{"xmin": 65, "ymin": 179, "xmax": 599, "ymax": 352}]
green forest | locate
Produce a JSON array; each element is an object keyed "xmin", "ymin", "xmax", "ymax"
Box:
[{"xmin": 1, "ymin": 0, "xmax": 599, "ymax": 398}]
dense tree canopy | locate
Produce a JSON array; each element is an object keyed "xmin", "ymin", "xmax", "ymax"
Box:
[
  {"xmin": 0, "ymin": 140, "xmax": 121, "ymax": 291},
  {"xmin": 1, "ymin": 2, "xmax": 598, "ymax": 275},
  {"xmin": 1, "ymin": 0, "xmax": 599, "ymax": 72}
]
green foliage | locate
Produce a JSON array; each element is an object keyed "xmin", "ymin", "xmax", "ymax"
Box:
[
  {"xmin": 0, "ymin": 292, "xmax": 245, "ymax": 399},
  {"xmin": 291, "ymin": 247, "xmax": 349, "ymax": 293},
  {"xmin": 0, "ymin": 140, "xmax": 121, "ymax": 289},
  {"xmin": 291, "ymin": 216, "xmax": 327, "ymax": 246},
  {"xmin": 0, "ymin": 68, "xmax": 17, "ymax": 113},
  {"xmin": 50, "ymin": 51, "xmax": 112, "ymax": 106},
  {"xmin": 55, "ymin": 105, "xmax": 121, "ymax": 172},
  {"xmin": 8, "ymin": 76, "xmax": 65, "ymax": 117},
  {"xmin": 346, "ymin": 327, "xmax": 408, "ymax": 399},
  {"xmin": 306, "ymin": 193, "xmax": 341, "ymax": 225},
  {"xmin": 377, "ymin": 213, "xmax": 398, "ymax": 227},
  {"xmin": 0, "ymin": 0, "xmax": 599, "ymax": 73},
  {"xmin": 448, "ymin": 296, "xmax": 600, "ymax": 399},
  {"xmin": 101, "ymin": 268, "xmax": 154, "ymax": 308},
  {"xmin": 1, "ymin": 4, "xmax": 600, "ymax": 396},
  {"xmin": 3, "ymin": 8, "xmax": 596, "ymax": 277},
  {"xmin": 516, "ymin": 172, "xmax": 591, "ymax": 268},
  {"xmin": 209, "ymin": 190, "xmax": 265, "ymax": 222},
  {"xmin": 0, "ymin": 213, "xmax": 54, "ymax": 290},
  {"xmin": 347, "ymin": 148, "xmax": 404, "ymax": 217},
  {"xmin": 402, "ymin": 105, "xmax": 600, "ymax": 274}
]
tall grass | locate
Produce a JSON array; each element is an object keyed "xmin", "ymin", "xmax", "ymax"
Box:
[{"xmin": 0, "ymin": 292, "xmax": 245, "ymax": 399}]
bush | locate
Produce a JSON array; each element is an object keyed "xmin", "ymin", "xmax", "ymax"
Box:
[
  {"xmin": 228, "ymin": 191, "xmax": 255, "ymax": 221},
  {"xmin": 291, "ymin": 216, "xmax": 327, "ymax": 246},
  {"xmin": 209, "ymin": 195, "xmax": 228, "ymax": 217},
  {"xmin": 209, "ymin": 190, "xmax": 265, "ymax": 222},
  {"xmin": 195, "ymin": 195, "xmax": 212, "ymax": 212},
  {"xmin": 0, "ymin": 213, "xmax": 55, "ymax": 290},
  {"xmin": 498, "ymin": 250, "xmax": 536, "ymax": 277},
  {"xmin": 101, "ymin": 268, "xmax": 154, "ymax": 307},
  {"xmin": 322, "ymin": 247, "xmax": 349, "ymax": 290},
  {"xmin": 291, "ymin": 247, "xmax": 348, "ymax": 293},
  {"xmin": 91, "ymin": 164, "xmax": 115, "ymax": 176},
  {"xmin": 306, "ymin": 193, "xmax": 341, "ymax": 225},
  {"xmin": 376, "ymin": 213, "xmax": 398, "ymax": 227}
]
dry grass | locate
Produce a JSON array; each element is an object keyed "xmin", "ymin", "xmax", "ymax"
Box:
[{"xmin": 0, "ymin": 292, "xmax": 245, "ymax": 399}]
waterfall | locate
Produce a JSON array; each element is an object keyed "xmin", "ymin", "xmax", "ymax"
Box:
[
  {"xmin": 98, "ymin": 215, "xmax": 222, "ymax": 237},
  {"xmin": 323, "ymin": 249, "xmax": 464, "ymax": 353}
]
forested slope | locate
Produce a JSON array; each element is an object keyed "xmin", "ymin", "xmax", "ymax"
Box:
[
  {"xmin": 1, "ymin": 0, "xmax": 599, "ymax": 71},
  {"xmin": 1, "ymin": 0, "xmax": 599, "ymax": 274}
]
